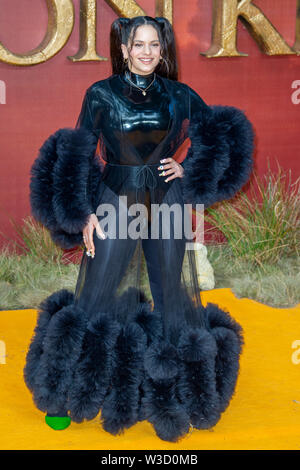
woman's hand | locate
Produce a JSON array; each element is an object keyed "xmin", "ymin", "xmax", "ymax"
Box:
[
  {"xmin": 82, "ymin": 213, "xmax": 106, "ymax": 258},
  {"xmin": 157, "ymin": 158, "xmax": 184, "ymax": 182}
]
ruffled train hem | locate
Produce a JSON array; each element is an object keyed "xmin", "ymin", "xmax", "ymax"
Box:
[{"xmin": 24, "ymin": 287, "xmax": 243, "ymax": 442}]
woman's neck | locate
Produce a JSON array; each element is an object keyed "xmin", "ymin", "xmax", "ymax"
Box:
[{"xmin": 122, "ymin": 66, "xmax": 155, "ymax": 89}]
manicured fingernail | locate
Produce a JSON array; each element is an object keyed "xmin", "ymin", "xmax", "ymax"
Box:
[
  {"xmin": 160, "ymin": 159, "xmax": 165, "ymax": 163},
  {"xmin": 165, "ymin": 178, "xmax": 168, "ymax": 182}
]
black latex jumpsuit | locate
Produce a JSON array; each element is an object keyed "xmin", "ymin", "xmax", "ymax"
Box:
[
  {"xmin": 105, "ymin": 68, "xmax": 171, "ymax": 312},
  {"xmin": 73, "ymin": 67, "xmax": 205, "ymax": 342}
]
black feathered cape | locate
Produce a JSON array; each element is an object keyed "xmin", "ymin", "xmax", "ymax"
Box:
[{"xmin": 24, "ymin": 74, "xmax": 255, "ymax": 442}]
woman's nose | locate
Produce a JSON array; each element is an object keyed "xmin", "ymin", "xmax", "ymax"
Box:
[{"xmin": 143, "ymin": 44, "xmax": 151, "ymax": 55}]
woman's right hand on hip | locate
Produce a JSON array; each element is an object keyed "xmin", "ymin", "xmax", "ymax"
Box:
[{"xmin": 82, "ymin": 213, "xmax": 106, "ymax": 258}]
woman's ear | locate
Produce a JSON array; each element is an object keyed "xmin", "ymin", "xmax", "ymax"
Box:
[{"xmin": 121, "ymin": 43, "xmax": 128, "ymax": 60}]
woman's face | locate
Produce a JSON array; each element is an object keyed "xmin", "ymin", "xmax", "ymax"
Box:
[{"xmin": 121, "ymin": 24, "xmax": 161, "ymax": 75}]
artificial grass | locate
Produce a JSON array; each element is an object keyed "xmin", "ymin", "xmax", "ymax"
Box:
[{"xmin": 0, "ymin": 245, "xmax": 299, "ymax": 310}]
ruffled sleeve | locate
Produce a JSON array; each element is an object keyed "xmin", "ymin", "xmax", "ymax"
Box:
[
  {"xmin": 29, "ymin": 88, "xmax": 101, "ymax": 249},
  {"xmin": 180, "ymin": 86, "xmax": 255, "ymax": 209}
]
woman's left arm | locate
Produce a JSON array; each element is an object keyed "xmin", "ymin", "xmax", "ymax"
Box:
[{"xmin": 179, "ymin": 86, "xmax": 255, "ymax": 209}]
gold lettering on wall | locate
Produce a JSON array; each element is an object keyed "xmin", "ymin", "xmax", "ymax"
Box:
[
  {"xmin": 104, "ymin": 0, "xmax": 172, "ymax": 23},
  {"xmin": 68, "ymin": 0, "xmax": 107, "ymax": 61},
  {"xmin": 203, "ymin": 0, "xmax": 297, "ymax": 57},
  {"xmin": 68, "ymin": 0, "xmax": 173, "ymax": 63},
  {"xmin": 0, "ymin": 0, "xmax": 297, "ymax": 66},
  {"xmin": 105, "ymin": 0, "xmax": 145, "ymax": 18},
  {"xmin": 155, "ymin": 0, "xmax": 173, "ymax": 23},
  {"xmin": 0, "ymin": 0, "xmax": 74, "ymax": 66},
  {"xmin": 293, "ymin": 0, "xmax": 300, "ymax": 52}
]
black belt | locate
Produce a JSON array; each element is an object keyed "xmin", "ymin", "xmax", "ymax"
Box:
[{"xmin": 103, "ymin": 162, "xmax": 169, "ymax": 203}]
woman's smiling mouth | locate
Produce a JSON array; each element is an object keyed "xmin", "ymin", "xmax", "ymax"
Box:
[{"xmin": 138, "ymin": 58, "xmax": 154, "ymax": 64}]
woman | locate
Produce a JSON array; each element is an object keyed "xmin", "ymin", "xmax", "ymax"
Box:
[{"xmin": 24, "ymin": 16, "xmax": 255, "ymax": 442}]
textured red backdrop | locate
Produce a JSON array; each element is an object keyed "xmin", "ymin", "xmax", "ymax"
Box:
[{"xmin": 0, "ymin": 0, "xmax": 299, "ymax": 248}]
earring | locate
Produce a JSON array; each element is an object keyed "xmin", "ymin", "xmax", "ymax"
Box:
[{"xmin": 123, "ymin": 57, "xmax": 128, "ymax": 63}]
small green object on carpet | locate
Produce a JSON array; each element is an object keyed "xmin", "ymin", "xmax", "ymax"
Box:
[{"xmin": 45, "ymin": 415, "xmax": 71, "ymax": 430}]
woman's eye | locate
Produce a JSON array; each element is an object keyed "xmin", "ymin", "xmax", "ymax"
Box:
[{"xmin": 134, "ymin": 43, "xmax": 160, "ymax": 48}]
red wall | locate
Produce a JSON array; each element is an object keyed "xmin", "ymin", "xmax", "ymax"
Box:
[{"xmin": 0, "ymin": 0, "xmax": 299, "ymax": 248}]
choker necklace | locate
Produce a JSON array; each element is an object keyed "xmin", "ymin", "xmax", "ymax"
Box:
[{"xmin": 124, "ymin": 71, "xmax": 156, "ymax": 96}]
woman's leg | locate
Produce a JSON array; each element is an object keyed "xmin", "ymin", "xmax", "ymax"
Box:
[{"xmin": 142, "ymin": 234, "xmax": 164, "ymax": 311}]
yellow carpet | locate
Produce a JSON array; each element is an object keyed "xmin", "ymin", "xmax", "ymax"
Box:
[{"xmin": 0, "ymin": 288, "xmax": 300, "ymax": 450}]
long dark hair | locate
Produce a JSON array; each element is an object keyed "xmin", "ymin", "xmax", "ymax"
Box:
[{"xmin": 110, "ymin": 16, "xmax": 178, "ymax": 81}]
